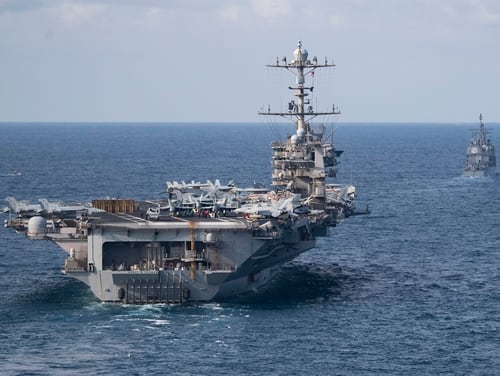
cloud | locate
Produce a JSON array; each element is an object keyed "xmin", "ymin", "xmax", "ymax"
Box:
[
  {"xmin": 0, "ymin": 0, "xmax": 45, "ymax": 13},
  {"xmin": 471, "ymin": 1, "xmax": 500, "ymax": 26},
  {"xmin": 251, "ymin": 0, "xmax": 291, "ymax": 19},
  {"xmin": 2, "ymin": 0, "xmax": 500, "ymax": 122},
  {"xmin": 54, "ymin": 2, "xmax": 105, "ymax": 25},
  {"xmin": 0, "ymin": 0, "xmax": 106, "ymax": 28},
  {"xmin": 217, "ymin": 4, "xmax": 243, "ymax": 22},
  {"xmin": 0, "ymin": 0, "xmax": 211, "ymax": 15}
]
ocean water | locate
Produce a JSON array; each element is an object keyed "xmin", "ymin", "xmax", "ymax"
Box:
[{"xmin": 1, "ymin": 122, "xmax": 499, "ymax": 375}]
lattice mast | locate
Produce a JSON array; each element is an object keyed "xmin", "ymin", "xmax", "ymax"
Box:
[{"xmin": 259, "ymin": 41, "xmax": 341, "ymax": 209}]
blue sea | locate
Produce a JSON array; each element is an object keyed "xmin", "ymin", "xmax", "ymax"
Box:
[{"xmin": 1, "ymin": 122, "xmax": 499, "ymax": 375}]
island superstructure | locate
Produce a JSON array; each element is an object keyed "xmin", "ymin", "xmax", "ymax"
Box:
[
  {"xmin": 4, "ymin": 41, "xmax": 358, "ymax": 304},
  {"xmin": 464, "ymin": 114, "xmax": 496, "ymax": 177},
  {"xmin": 259, "ymin": 40, "xmax": 346, "ymax": 217}
]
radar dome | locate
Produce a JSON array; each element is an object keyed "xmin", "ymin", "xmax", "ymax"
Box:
[
  {"xmin": 293, "ymin": 47, "xmax": 308, "ymax": 63},
  {"xmin": 27, "ymin": 216, "xmax": 47, "ymax": 238}
]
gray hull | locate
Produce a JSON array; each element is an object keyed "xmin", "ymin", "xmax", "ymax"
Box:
[
  {"xmin": 60, "ymin": 211, "xmax": 319, "ymax": 303},
  {"xmin": 463, "ymin": 167, "xmax": 495, "ymax": 178}
]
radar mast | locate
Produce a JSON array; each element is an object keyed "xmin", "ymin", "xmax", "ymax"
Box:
[{"xmin": 259, "ymin": 41, "xmax": 342, "ymax": 210}]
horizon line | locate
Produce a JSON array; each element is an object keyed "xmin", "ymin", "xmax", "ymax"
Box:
[{"xmin": 0, "ymin": 120, "xmax": 497, "ymax": 125}]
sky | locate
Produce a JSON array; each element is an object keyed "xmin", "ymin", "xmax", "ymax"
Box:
[{"xmin": 1, "ymin": 0, "xmax": 500, "ymax": 123}]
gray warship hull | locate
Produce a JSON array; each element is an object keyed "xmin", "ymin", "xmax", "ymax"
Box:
[
  {"xmin": 57, "ymin": 209, "xmax": 319, "ymax": 303},
  {"xmin": 463, "ymin": 167, "xmax": 495, "ymax": 178}
]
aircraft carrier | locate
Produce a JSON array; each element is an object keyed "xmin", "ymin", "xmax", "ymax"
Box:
[{"xmin": 4, "ymin": 41, "xmax": 359, "ymax": 303}]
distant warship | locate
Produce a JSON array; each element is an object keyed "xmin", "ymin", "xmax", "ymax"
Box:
[
  {"xmin": 464, "ymin": 114, "xmax": 496, "ymax": 177},
  {"xmin": 4, "ymin": 41, "xmax": 359, "ymax": 304}
]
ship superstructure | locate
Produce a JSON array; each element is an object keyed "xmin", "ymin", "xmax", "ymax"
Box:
[
  {"xmin": 4, "ymin": 42, "xmax": 357, "ymax": 303},
  {"xmin": 259, "ymin": 40, "xmax": 348, "ymax": 219},
  {"xmin": 464, "ymin": 114, "xmax": 496, "ymax": 177}
]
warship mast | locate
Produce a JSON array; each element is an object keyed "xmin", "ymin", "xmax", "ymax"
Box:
[
  {"xmin": 478, "ymin": 113, "xmax": 486, "ymax": 145},
  {"xmin": 259, "ymin": 41, "xmax": 342, "ymax": 210}
]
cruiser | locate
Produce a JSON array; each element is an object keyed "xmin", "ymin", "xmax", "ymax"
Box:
[
  {"xmin": 5, "ymin": 41, "xmax": 358, "ymax": 303},
  {"xmin": 464, "ymin": 114, "xmax": 496, "ymax": 177}
]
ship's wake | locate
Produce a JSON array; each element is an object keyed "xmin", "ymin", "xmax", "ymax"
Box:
[{"xmin": 226, "ymin": 261, "xmax": 357, "ymax": 306}]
